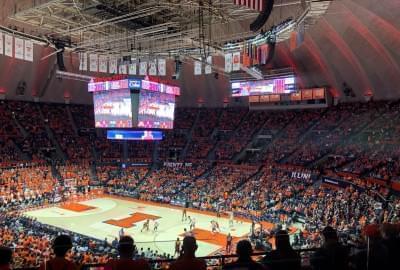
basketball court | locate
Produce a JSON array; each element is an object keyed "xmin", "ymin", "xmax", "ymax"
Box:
[{"xmin": 24, "ymin": 197, "xmax": 252, "ymax": 257}]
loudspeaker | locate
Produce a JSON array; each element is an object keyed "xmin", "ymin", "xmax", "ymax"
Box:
[
  {"xmin": 56, "ymin": 51, "xmax": 66, "ymax": 71},
  {"xmin": 173, "ymin": 59, "xmax": 182, "ymax": 79},
  {"xmin": 55, "ymin": 42, "xmax": 66, "ymax": 71},
  {"xmin": 250, "ymin": 0, "xmax": 275, "ymax": 32}
]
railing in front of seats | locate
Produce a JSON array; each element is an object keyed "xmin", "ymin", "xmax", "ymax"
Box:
[{"xmin": 15, "ymin": 248, "xmax": 318, "ymax": 270}]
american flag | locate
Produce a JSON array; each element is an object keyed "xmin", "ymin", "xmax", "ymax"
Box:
[{"xmin": 233, "ymin": 0, "xmax": 264, "ymax": 12}]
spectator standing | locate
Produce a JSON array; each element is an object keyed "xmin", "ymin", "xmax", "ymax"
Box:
[
  {"xmin": 39, "ymin": 235, "xmax": 76, "ymax": 270},
  {"xmin": 311, "ymin": 226, "xmax": 349, "ymax": 270},
  {"xmin": 0, "ymin": 247, "xmax": 12, "ymax": 270},
  {"xmin": 350, "ymin": 224, "xmax": 389, "ymax": 270},
  {"xmin": 106, "ymin": 236, "xmax": 150, "ymax": 270},
  {"xmin": 263, "ymin": 230, "xmax": 301, "ymax": 270},
  {"xmin": 170, "ymin": 236, "xmax": 207, "ymax": 270},
  {"xmin": 223, "ymin": 240, "xmax": 267, "ymax": 270},
  {"xmin": 380, "ymin": 223, "xmax": 400, "ymax": 269}
]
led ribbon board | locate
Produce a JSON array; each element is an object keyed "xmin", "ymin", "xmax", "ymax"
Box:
[{"xmin": 107, "ymin": 130, "xmax": 164, "ymax": 141}]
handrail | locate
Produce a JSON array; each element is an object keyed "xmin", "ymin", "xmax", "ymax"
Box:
[{"xmin": 14, "ymin": 248, "xmax": 319, "ymax": 270}]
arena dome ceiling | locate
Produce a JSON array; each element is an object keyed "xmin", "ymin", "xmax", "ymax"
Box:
[
  {"xmin": 0, "ymin": 0, "xmax": 399, "ymax": 104},
  {"xmin": 2, "ymin": 0, "xmax": 313, "ymax": 56}
]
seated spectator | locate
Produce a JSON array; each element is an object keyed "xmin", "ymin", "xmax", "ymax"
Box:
[
  {"xmin": 39, "ymin": 235, "xmax": 76, "ymax": 270},
  {"xmin": 263, "ymin": 230, "xmax": 300, "ymax": 270},
  {"xmin": 350, "ymin": 224, "xmax": 389, "ymax": 270},
  {"xmin": 170, "ymin": 236, "xmax": 206, "ymax": 270},
  {"xmin": 223, "ymin": 240, "xmax": 267, "ymax": 270},
  {"xmin": 311, "ymin": 226, "xmax": 348, "ymax": 270},
  {"xmin": 106, "ymin": 236, "xmax": 150, "ymax": 270},
  {"xmin": 0, "ymin": 246, "xmax": 12, "ymax": 270}
]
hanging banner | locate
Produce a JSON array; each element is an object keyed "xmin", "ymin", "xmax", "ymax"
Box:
[
  {"xmin": 205, "ymin": 56, "xmax": 212, "ymax": 74},
  {"xmin": 149, "ymin": 60, "xmax": 157, "ymax": 75},
  {"xmin": 4, "ymin": 34, "xmax": 13, "ymax": 57},
  {"xmin": 98, "ymin": 55, "xmax": 108, "ymax": 73},
  {"xmin": 194, "ymin": 60, "xmax": 202, "ymax": 75},
  {"xmin": 0, "ymin": 33, "xmax": 3, "ymax": 55},
  {"xmin": 89, "ymin": 54, "xmax": 98, "ymax": 72},
  {"xmin": 232, "ymin": 52, "xmax": 241, "ymax": 71},
  {"xmin": 139, "ymin": 61, "xmax": 147, "ymax": 75},
  {"xmin": 80, "ymin": 53, "xmax": 88, "ymax": 71},
  {"xmin": 128, "ymin": 61, "xmax": 137, "ymax": 75},
  {"xmin": 14, "ymin": 38, "xmax": 24, "ymax": 60},
  {"xmin": 224, "ymin": 53, "xmax": 232, "ymax": 72},
  {"xmin": 158, "ymin": 58, "xmax": 166, "ymax": 76},
  {"xmin": 118, "ymin": 64, "xmax": 128, "ymax": 74},
  {"xmin": 24, "ymin": 40, "xmax": 33, "ymax": 62},
  {"xmin": 109, "ymin": 57, "xmax": 118, "ymax": 74}
]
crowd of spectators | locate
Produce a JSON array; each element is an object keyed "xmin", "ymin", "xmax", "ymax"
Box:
[
  {"xmin": 0, "ymin": 100, "xmax": 400, "ymax": 269},
  {"xmin": 186, "ymin": 109, "xmax": 220, "ymax": 159},
  {"xmin": 0, "ymin": 165, "xmax": 57, "ymax": 208},
  {"xmin": 136, "ymin": 163, "xmax": 209, "ymax": 203},
  {"xmin": 215, "ymin": 111, "xmax": 268, "ymax": 160}
]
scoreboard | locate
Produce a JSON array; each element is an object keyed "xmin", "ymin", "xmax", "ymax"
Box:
[{"xmin": 89, "ymin": 78, "xmax": 180, "ymax": 129}]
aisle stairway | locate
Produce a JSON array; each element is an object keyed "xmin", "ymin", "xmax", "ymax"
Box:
[
  {"xmin": 38, "ymin": 105, "xmax": 67, "ymax": 161},
  {"xmin": 180, "ymin": 110, "xmax": 201, "ymax": 160}
]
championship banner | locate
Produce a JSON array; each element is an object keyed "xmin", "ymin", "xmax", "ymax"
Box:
[
  {"xmin": 149, "ymin": 60, "xmax": 157, "ymax": 75},
  {"xmin": 109, "ymin": 57, "xmax": 118, "ymax": 74},
  {"xmin": 118, "ymin": 64, "xmax": 128, "ymax": 75},
  {"xmin": 194, "ymin": 60, "xmax": 202, "ymax": 75},
  {"xmin": 232, "ymin": 52, "xmax": 241, "ymax": 71},
  {"xmin": 224, "ymin": 53, "xmax": 232, "ymax": 73},
  {"xmin": 4, "ymin": 34, "xmax": 13, "ymax": 57},
  {"xmin": 0, "ymin": 33, "xmax": 3, "ymax": 55},
  {"xmin": 24, "ymin": 40, "xmax": 33, "ymax": 62},
  {"xmin": 205, "ymin": 56, "xmax": 212, "ymax": 74},
  {"xmin": 139, "ymin": 61, "xmax": 147, "ymax": 75},
  {"xmin": 98, "ymin": 55, "xmax": 108, "ymax": 73},
  {"xmin": 89, "ymin": 54, "xmax": 98, "ymax": 72},
  {"xmin": 14, "ymin": 38, "xmax": 24, "ymax": 60},
  {"xmin": 158, "ymin": 59, "xmax": 166, "ymax": 76},
  {"xmin": 128, "ymin": 61, "xmax": 137, "ymax": 75}
]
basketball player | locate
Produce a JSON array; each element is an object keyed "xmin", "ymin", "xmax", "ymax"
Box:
[
  {"xmin": 182, "ymin": 208, "xmax": 187, "ymax": 221},
  {"xmin": 215, "ymin": 220, "xmax": 221, "ymax": 232},
  {"xmin": 119, "ymin": 228, "xmax": 124, "ymax": 239},
  {"xmin": 153, "ymin": 220, "xmax": 159, "ymax": 232},
  {"xmin": 229, "ymin": 210, "xmax": 234, "ymax": 228},
  {"xmin": 189, "ymin": 217, "xmax": 196, "ymax": 231},
  {"xmin": 174, "ymin": 238, "xmax": 181, "ymax": 257},
  {"xmin": 226, "ymin": 233, "xmax": 233, "ymax": 254},
  {"xmin": 183, "ymin": 228, "xmax": 192, "ymax": 237},
  {"xmin": 141, "ymin": 219, "xmax": 150, "ymax": 232},
  {"xmin": 211, "ymin": 220, "xmax": 217, "ymax": 234}
]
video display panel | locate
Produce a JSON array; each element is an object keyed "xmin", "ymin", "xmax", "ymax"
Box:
[
  {"xmin": 231, "ymin": 76, "xmax": 296, "ymax": 97},
  {"xmin": 137, "ymin": 90, "xmax": 175, "ymax": 129},
  {"xmin": 93, "ymin": 89, "xmax": 133, "ymax": 128},
  {"xmin": 107, "ymin": 130, "xmax": 164, "ymax": 141}
]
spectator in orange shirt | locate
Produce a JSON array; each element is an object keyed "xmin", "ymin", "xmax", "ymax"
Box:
[
  {"xmin": 105, "ymin": 236, "xmax": 150, "ymax": 270},
  {"xmin": 0, "ymin": 246, "xmax": 12, "ymax": 270},
  {"xmin": 170, "ymin": 236, "xmax": 207, "ymax": 270},
  {"xmin": 39, "ymin": 235, "xmax": 76, "ymax": 270}
]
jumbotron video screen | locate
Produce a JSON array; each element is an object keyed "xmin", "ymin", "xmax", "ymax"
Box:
[
  {"xmin": 137, "ymin": 90, "xmax": 175, "ymax": 129},
  {"xmin": 93, "ymin": 89, "xmax": 133, "ymax": 128},
  {"xmin": 231, "ymin": 76, "xmax": 296, "ymax": 97}
]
